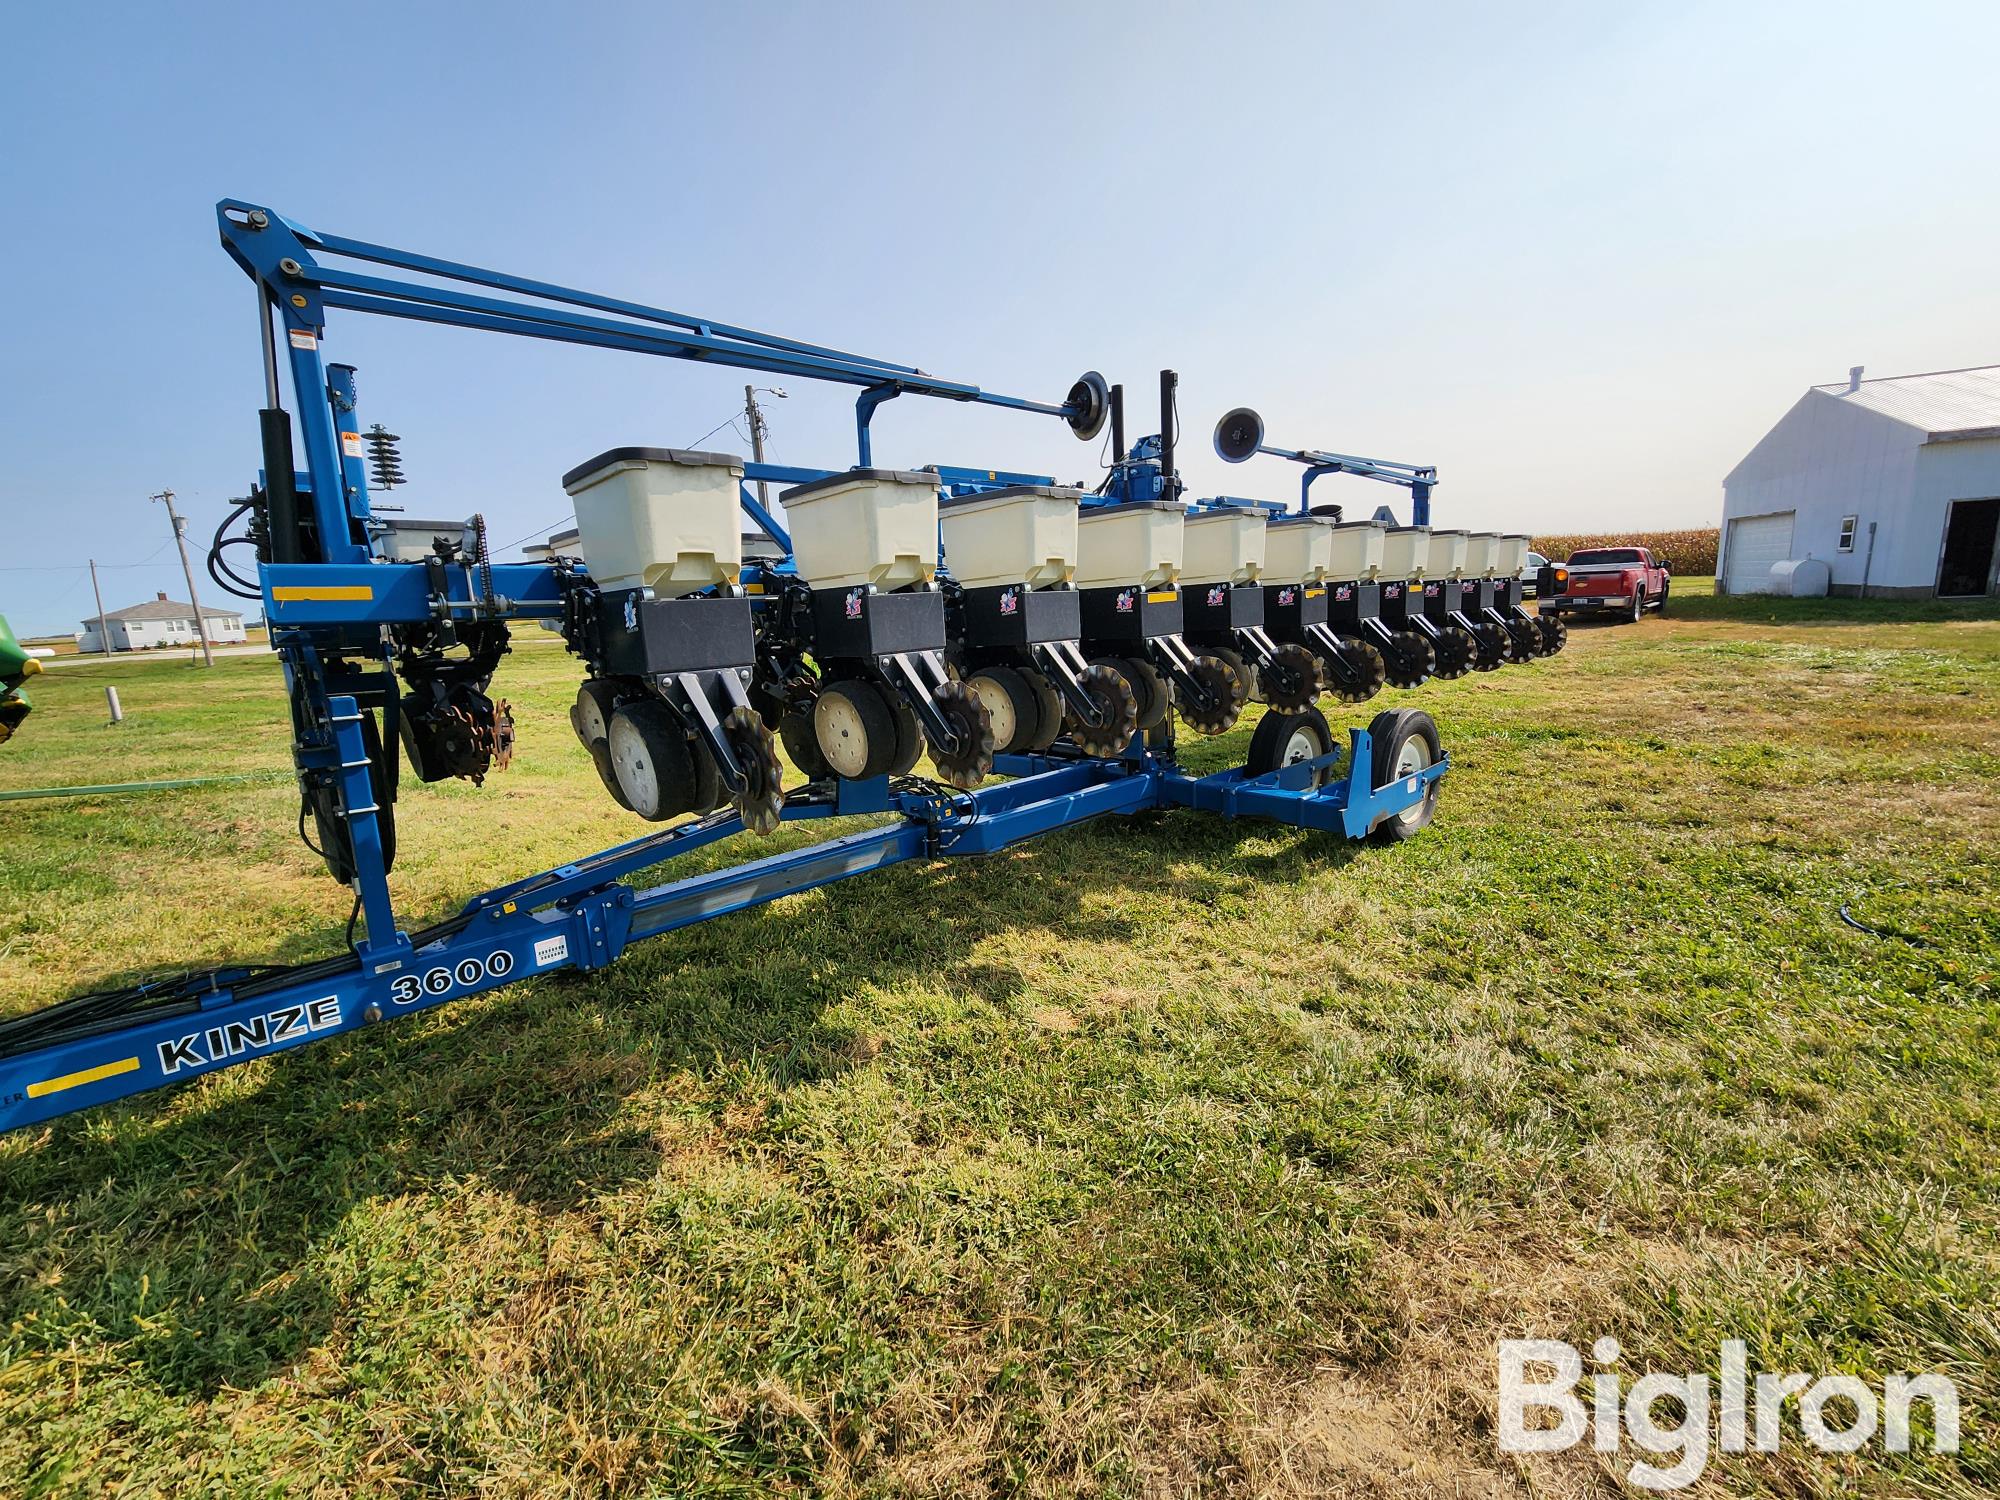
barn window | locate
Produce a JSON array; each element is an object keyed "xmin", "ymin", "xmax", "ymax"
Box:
[{"xmin": 1837, "ymin": 515, "xmax": 1858, "ymax": 553}]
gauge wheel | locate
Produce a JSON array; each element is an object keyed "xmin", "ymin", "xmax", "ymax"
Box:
[
  {"xmin": 1505, "ymin": 617, "xmax": 1544, "ymax": 659},
  {"xmin": 1367, "ymin": 707, "xmax": 1442, "ymax": 842},
  {"xmin": 724, "ymin": 705, "xmax": 786, "ymax": 835},
  {"xmin": 571, "ymin": 679, "xmax": 622, "ymax": 751},
  {"xmin": 1246, "ymin": 704, "xmax": 1336, "ymax": 786},
  {"xmin": 779, "ymin": 706, "xmax": 830, "ymax": 782},
  {"xmin": 587, "ymin": 736, "xmax": 633, "ymax": 809},
  {"xmin": 1538, "ymin": 615, "xmax": 1568, "ymax": 655},
  {"xmin": 1382, "ymin": 630, "xmax": 1434, "ymax": 689},
  {"xmin": 1066, "ymin": 662, "xmax": 1141, "ymax": 757},
  {"xmin": 310, "ymin": 708, "xmax": 399, "ymax": 884},
  {"xmin": 1178, "ymin": 653, "xmax": 1249, "ymax": 736},
  {"xmin": 1019, "ymin": 667, "xmax": 1066, "ymax": 753},
  {"xmin": 812, "ymin": 680, "xmax": 898, "ymax": 781},
  {"xmin": 608, "ymin": 699, "xmax": 700, "ymax": 822},
  {"xmin": 1262, "ymin": 641, "xmax": 1324, "ymax": 711},
  {"xmin": 886, "ymin": 690, "xmax": 923, "ymax": 775},
  {"xmin": 687, "ymin": 724, "xmax": 726, "ymax": 812},
  {"xmin": 1106, "ymin": 654, "xmax": 1170, "ymax": 730},
  {"xmin": 1323, "ymin": 636, "xmax": 1387, "ymax": 704},
  {"xmin": 1431, "ymin": 625, "xmax": 1477, "ymax": 680},
  {"xmin": 926, "ymin": 677, "xmax": 996, "ymax": 789},
  {"xmin": 966, "ymin": 665, "xmax": 1040, "ymax": 756}
]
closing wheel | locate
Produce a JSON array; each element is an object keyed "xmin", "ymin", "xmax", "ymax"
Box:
[
  {"xmin": 608, "ymin": 699, "xmax": 700, "ymax": 822},
  {"xmin": 926, "ymin": 677, "xmax": 996, "ymax": 790},
  {"xmin": 1367, "ymin": 708, "xmax": 1442, "ymax": 842},
  {"xmin": 1323, "ymin": 636, "xmax": 1387, "ymax": 704},
  {"xmin": 1381, "ymin": 630, "xmax": 1434, "ymax": 689},
  {"xmin": 886, "ymin": 691, "xmax": 923, "ymax": 775},
  {"xmin": 813, "ymin": 680, "xmax": 898, "ymax": 781},
  {"xmin": 967, "ymin": 666, "xmax": 1040, "ymax": 756},
  {"xmin": 1431, "ymin": 624, "xmax": 1477, "ymax": 680},
  {"xmin": 779, "ymin": 707, "xmax": 830, "ymax": 781},
  {"xmin": 1538, "ymin": 614, "xmax": 1568, "ymax": 655},
  {"xmin": 1179, "ymin": 654, "xmax": 1249, "ymax": 736},
  {"xmin": 1246, "ymin": 704, "xmax": 1336, "ymax": 786},
  {"xmin": 1469, "ymin": 621, "xmax": 1512, "ymax": 672},
  {"xmin": 724, "ymin": 705, "xmax": 786, "ymax": 835},
  {"xmin": 1020, "ymin": 667, "xmax": 1065, "ymax": 754},
  {"xmin": 1257, "ymin": 642, "xmax": 1322, "ymax": 711},
  {"xmin": 1066, "ymin": 662, "xmax": 1141, "ymax": 758},
  {"xmin": 1101, "ymin": 654, "xmax": 1169, "ymax": 730},
  {"xmin": 571, "ymin": 679, "xmax": 621, "ymax": 751}
]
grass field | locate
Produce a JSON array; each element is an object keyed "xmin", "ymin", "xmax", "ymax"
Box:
[{"xmin": 2, "ymin": 585, "xmax": 1997, "ymax": 1497}]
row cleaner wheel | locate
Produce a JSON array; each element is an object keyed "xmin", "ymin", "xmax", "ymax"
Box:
[
  {"xmin": 1179, "ymin": 654, "xmax": 1249, "ymax": 736},
  {"xmin": 926, "ymin": 678, "xmax": 996, "ymax": 789},
  {"xmin": 724, "ymin": 705, "xmax": 785, "ymax": 835}
]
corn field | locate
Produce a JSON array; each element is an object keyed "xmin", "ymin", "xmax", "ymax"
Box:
[{"xmin": 1531, "ymin": 527, "xmax": 1719, "ymax": 574}]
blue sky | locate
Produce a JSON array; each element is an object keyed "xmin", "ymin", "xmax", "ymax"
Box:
[{"xmin": 3, "ymin": 0, "xmax": 1996, "ymax": 635}]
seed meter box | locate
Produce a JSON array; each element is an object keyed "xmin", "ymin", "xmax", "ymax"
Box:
[
  {"xmin": 1459, "ymin": 533, "xmax": 1499, "ymax": 580},
  {"xmin": 1381, "ymin": 525, "xmax": 1431, "ymax": 580},
  {"xmin": 1265, "ymin": 514, "xmax": 1338, "ymax": 584},
  {"xmin": 563, "ymin": 447, "xmax": 746, "ymax": 596},
  {"xmin": 781, "ymin": 468, "xmax": 941, "ymax": 590},
  {"xmin": 1182, "ymin": 506, "xmax": 1268, "ymax": 587},
  {"xmin": 939, "ymin": 484, "xmax": 1081, "ymax": 590},
  {"xmin": 1325, "ymin": 521, "xmax": 1388, "ymax": 582},
  {"xmin": 1075, "ymin": 499, "xmax": 1185, "ymax": 590},
  {"xmin": 1422, "ymin": 528, "xmax": 1471, "ymax": 580},
  {"xmin": 1490, "ymin": 534, "xmax": 1530, "ymax": 578}
]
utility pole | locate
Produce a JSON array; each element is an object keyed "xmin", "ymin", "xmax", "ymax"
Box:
[
  {"xmin": 744, "ymin": 385, "xmax": 770, "ymax": 507},
  {"xmin": 150, "ymin": 489, "xmax": 214, "ymax": 667},
  {"xmin": 88, "ymin": 558, "xmax": 113, "ymax": 658}
]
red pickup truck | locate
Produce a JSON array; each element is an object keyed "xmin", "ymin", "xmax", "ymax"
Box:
[{"xmin": 1541, "ymin": 547, "xmax": 1671, "ymax": 623}]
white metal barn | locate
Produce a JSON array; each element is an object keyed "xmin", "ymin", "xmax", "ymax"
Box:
[{"xmin": 1720, "ymin": 365, "xmax": 2000, "ymax": 597}]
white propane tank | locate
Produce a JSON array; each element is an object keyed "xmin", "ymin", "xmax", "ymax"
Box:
[
  {"xmin": 1264, "ymin": 514, "xmax": 1337, "ymax": 584},
  {"xmin": 938, "ymin": 484, "xmax": 1081, "ymax": 590},
  {"xmin": 1182, "ymin": 505, "xmax": 1267, "ymax": 586},
  {"xmin": 1421, "ymin": 528, "xmax": 1470, "ymax": 580},
  {"xmin": 1381, "ymin": 525, "xmax": 1431, "ymax": 580},
  {"xmin": 1770, "ymin": 558, "xmax": 1831, "ymax": 597},
  {"xmin": 780, "ymin": 468, "xmax": 941, "ymax": 590},
  {"xmin": 1491, "ymin": 534, "xmax": 1530, "ymax": 578},
  {"xmin": 563, "ymin": 447, "xmax": 746, "ymax": 596},
  {"xmin": 1325, "ymin": 521, "xmax": 1388, "ymax": 581},
  {"xmin": 1075, "ymin": 500, "xmax": 1185, "ymax": 590},
  {"xmin": 1460, "ymin": 533, "xmax": 1499, "ymax": 579}
]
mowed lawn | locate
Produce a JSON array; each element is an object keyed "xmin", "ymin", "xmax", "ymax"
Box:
[{"xmin": 2, "ymin": 587, "xmax": 1996, "ymax": 1498}]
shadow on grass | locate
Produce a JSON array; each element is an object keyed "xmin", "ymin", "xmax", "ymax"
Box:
[{"xmin": 1, "ymin": 805, "xmax": 1363, "ymax": 1400}]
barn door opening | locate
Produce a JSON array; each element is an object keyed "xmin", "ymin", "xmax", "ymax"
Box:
[{"xmin": 1937, "ymin": 497, "xmax": 1999, "ymax": 597}]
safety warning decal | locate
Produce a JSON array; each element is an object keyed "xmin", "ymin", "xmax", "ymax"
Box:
[
  {"xmin": 534, "ymin": 935, "xmax": 569, "ymax": 968},
  {"xmin": 288, "ymin": 329, "xmax": 317, "ymax": 350}
]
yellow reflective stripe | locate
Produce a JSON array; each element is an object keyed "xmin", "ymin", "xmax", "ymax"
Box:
[
  {"xmin": 271, "ymin": 585, "xmax": 374, "ymax": 602},
  {"xmin": 1146, "ymin": 590, "xmax": 1178, "ymax": 604},
  {"xmin": 28, "ymin": 1056, "xmax": 140, "ymax": 1098}
]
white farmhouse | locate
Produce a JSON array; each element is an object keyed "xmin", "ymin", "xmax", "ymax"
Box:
[
  {"xmin": 1720, "ymin": 365, "xmax": 2000, "ymax": 597},
  {"xmin": 80, "ymin": 592, "xmax": 249, "ymax": 652}
]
